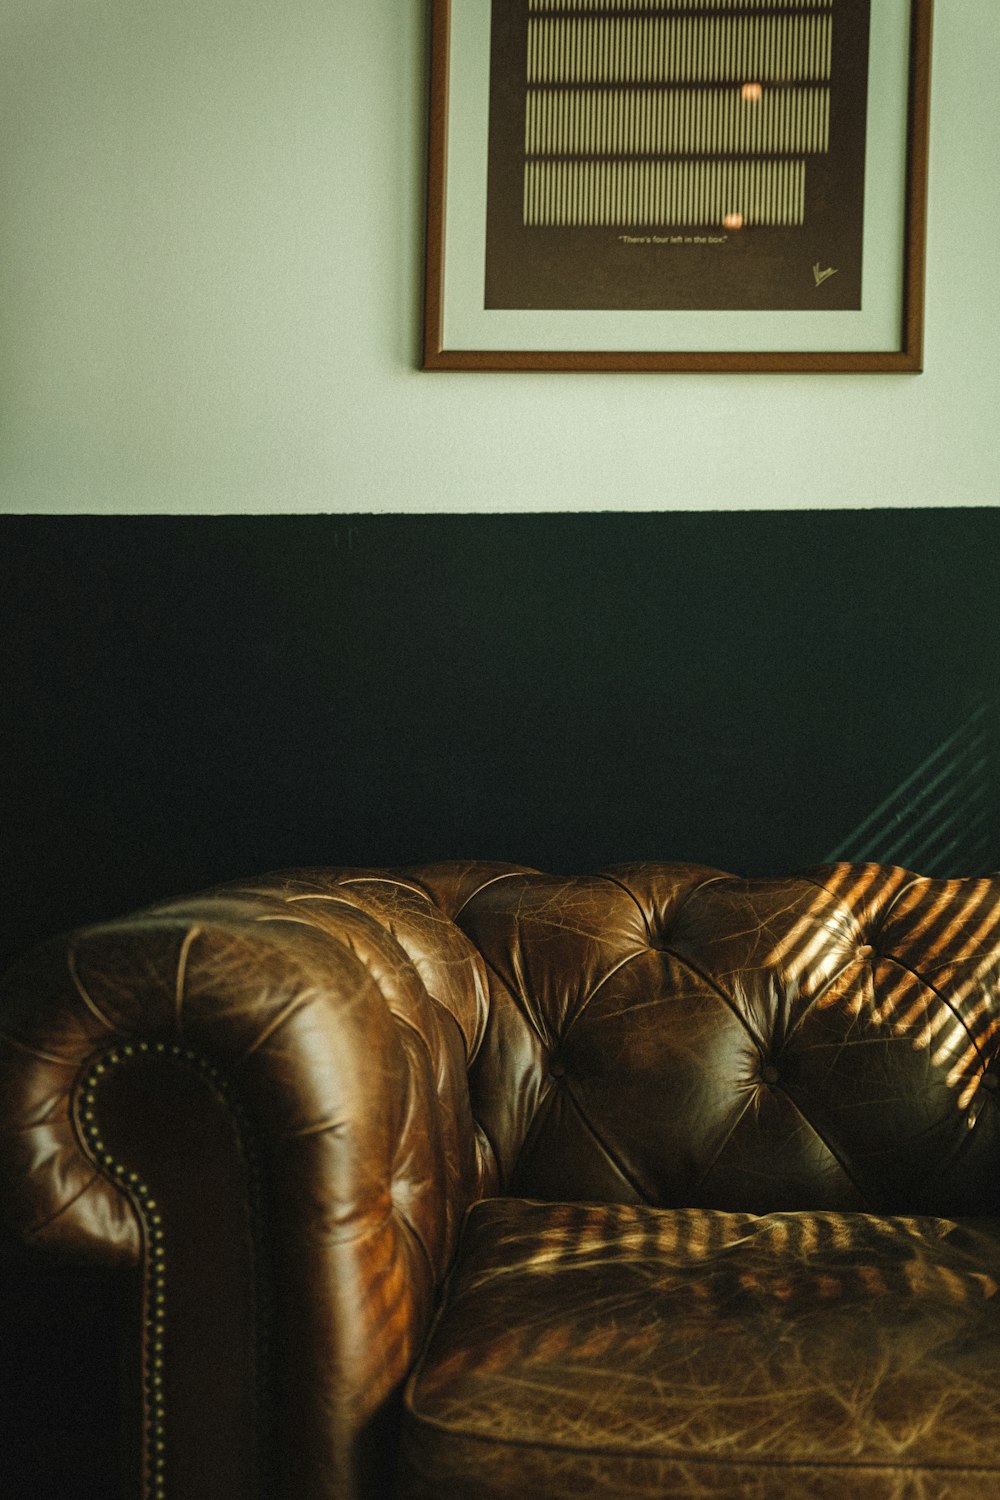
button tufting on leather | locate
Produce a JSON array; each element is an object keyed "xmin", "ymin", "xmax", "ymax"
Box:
[
  {"xmin": 761, "ymin": 1064, "xmax": 781, "ymax": 1087},
  {"xmin": 548, "ymin": 1060, "xmax": 566, "ymax": 1080},
  {"xmin": 982, "ymin": 1073, "xmax": 1000, "ymax": 1094},
  {"xmin": 856, "ymin": 944, "xmax": 874, "ymax": 961}
]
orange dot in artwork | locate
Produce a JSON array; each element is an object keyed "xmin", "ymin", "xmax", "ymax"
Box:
[
  {"xmin": 742, "ymin": 82, "xmax": 764, "ymax": 103},
  {"xmin": 723, "ymin": 212, "xmax": 745, "ymax": 231}
]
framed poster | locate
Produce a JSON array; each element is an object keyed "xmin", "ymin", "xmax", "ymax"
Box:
[{"xmin": 423, "ymin": 0, "xmax": 933, "ymax": 371}]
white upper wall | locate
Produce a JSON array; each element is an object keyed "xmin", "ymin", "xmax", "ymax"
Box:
[{"xmin": 0, "ymin": 0, "xmax": 997, "ymax": 513}]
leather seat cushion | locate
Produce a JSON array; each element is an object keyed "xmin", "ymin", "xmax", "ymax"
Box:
[{"xmin": 397, "ymin": 1197, "xmax": 1000, "ymax": 1499}]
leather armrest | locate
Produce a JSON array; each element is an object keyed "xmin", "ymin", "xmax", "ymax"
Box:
[{"xmin": 0, "ymin": 870, "xmax": 491, "ymax": 1500}]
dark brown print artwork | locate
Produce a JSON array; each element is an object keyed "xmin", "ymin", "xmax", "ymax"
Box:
[{"xmin": 485, "ymin": 0, "xmax": 871, "ymax": 311}]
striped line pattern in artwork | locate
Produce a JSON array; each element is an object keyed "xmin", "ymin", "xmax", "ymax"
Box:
[
  {"xmin": 526, "ymin": 87, "xmax": 830, "ymax": 157},
  {"xmin": 529, "ymin": 0, "xmax": 833, "ymax": 10},
  {"xmin": 518, "ymin": 1, "xmax": 838, "ymax": 230},
  {"xmin": 527, "ymin": 15, "xmax": 833, "ymax": 84},
  {"xmin": 524, "ymin": 155, "xmax": 805, "ymax": 226}
]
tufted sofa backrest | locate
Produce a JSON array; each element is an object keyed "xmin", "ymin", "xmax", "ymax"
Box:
[
  {"xmin": 418, "ymin": 861, "xmax": 1000, "ymax": 1219},
  {"xmin": 5, "ymin": 858, "xmax": 999, "ymax": 1262}
]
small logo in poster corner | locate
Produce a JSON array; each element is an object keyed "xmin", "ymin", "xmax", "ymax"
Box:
[{"xmin": 813, "ymin": 262, "xmax": 840, "ymax": 289}]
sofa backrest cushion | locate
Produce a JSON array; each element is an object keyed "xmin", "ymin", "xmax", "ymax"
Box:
[{"xmin": 444, "ymin": 863, "xmax": 1000, "ymax": 1218}]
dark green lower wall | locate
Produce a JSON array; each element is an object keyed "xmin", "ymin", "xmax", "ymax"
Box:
[{"xmin": 2, "ymin": 509, "xmax": 997, "ymax": 969}]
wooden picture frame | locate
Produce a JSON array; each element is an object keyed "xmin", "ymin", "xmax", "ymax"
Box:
[{"xmin": 423, "ymin": 0, "xmax": 933, "ymax": 372}]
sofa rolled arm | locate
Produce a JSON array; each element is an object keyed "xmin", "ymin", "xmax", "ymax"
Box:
[{"xmin": 0, "ymin": 869, "xmax": 494, "ymax": 1500}]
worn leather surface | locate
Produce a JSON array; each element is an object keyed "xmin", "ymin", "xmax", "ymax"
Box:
[
  {"xmin": 2, "ymin": 860, "xmax": 1000, "ymax": 1499},
  {"xmin": 399, "ymin": 1196, "xmax": 1000, "ymax": 1499},
  {"xmin": 446, "ymin": 863, "xmax": 1000, "ymax": 1215}
]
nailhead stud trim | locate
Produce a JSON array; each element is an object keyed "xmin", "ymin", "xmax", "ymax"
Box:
[{"xmin": 76, "ymin": 1039, "xmax": 270, "ymax": 1500}]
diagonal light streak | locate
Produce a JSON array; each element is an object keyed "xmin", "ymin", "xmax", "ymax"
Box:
[{"xmin": 823, "ymin": 701, "xmax": 995, "ymax": 878}]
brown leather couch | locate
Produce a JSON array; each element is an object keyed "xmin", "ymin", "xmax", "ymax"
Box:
[{"xmin": 3, "ymin": 861, "xmax": 1000, "ymax": 1500}]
